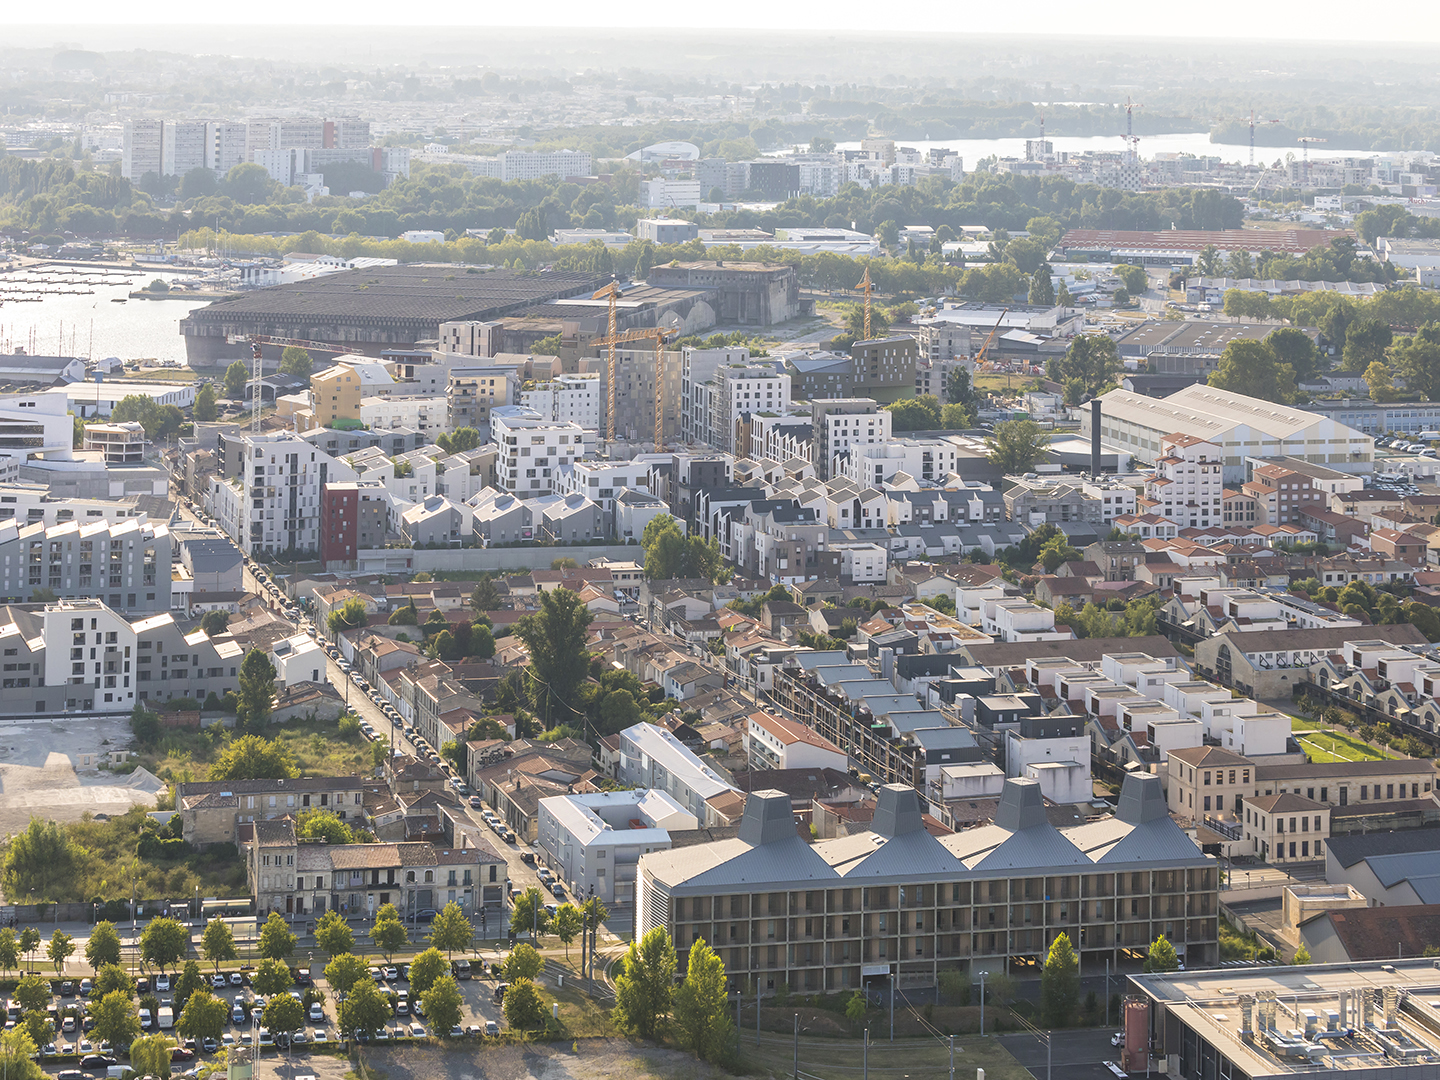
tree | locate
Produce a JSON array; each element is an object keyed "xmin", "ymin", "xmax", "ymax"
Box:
[
  {"xmin": 1040, "ymin": 932, "xmax": 1079, "ymax": 1028},
  {"xmin": 327, "ymin": 597, "xmax": 369, "ymax": 635},
  {"xmin": 134, "ymin": 1032, "xmax": 175, "ymax": 1077},
  {"xmin": 370, "ymin": 907, "xmax": 407, "ymax": 962},
  {"xmin": 235, "ymin": 651, "xmax": 278, "ymax": 733},
  {"xmin": 421, "ymin": 974, "xmax": 463, "ymax": 1037},
  {"xmin": 222, "ymin": 161, "xmax": 276, "ymax": 204},
  {"xmin": 278, "ymin": 346, "xmax": 313, "ymax": 379},
  {"xmin": 263, "ymin": 993, "xmax": 305, "ymax": 1040},
  {"xmin": 510, "ymin": 887, "xmax": 552, "ymax": 939},
  {"xmin": 1342, "ymin": 316, "xmax": 1393, "ymax": 372},
  {"xmin": 1390, "ymin": 324, "xmax": 1440, "ymax": 401},
  {"xmin": 435, "ymin": 427, "xmax": 481, "ymax": 454},
  {"xmin": 1196, "ymin": 244, "xmax": 1224, "ymax": 277},
  {"xmin": 0, "ymin": 1027, "xmax": 42, "ymax": 1080},
  {"xmin": 1028, "ymin": 265, "xmax": 1056, "ymax": 306},
  {"xmin": 1056, "ymin": 281, "xmax": 1074, "ymax": 308},
  {"xmin": 673, "ymin": 938, "xmax": 733, "ymax": 1063},
  {"xmin": 223, "ymin": 360, "xmax": 249, "ymax": 400},
  {"xmin": 598, "ymin": 689, "xmax": 642, "ymax": 735},
  {"xmin": 211, "ymin": 734, "xmax": 294, "ymax": 781},
  {"xmin": 337, "ymin": 977, "xmax": 390, "ymax": 1039},
  {"xmin": 91, "ymin": 990, "xmax": 141, "ymax": 1051},
  {"xmin": 0, "ymin": 929, "xmax": 18, "ymax": 976},
  {"xmin": 427, "ymin": 902, "xmax": 473, "ymax": 960},
  {"xmin": 246, "ymin": 958, "xmax": 292, "ymax": 1002},
  {"xmin": 1364, "ymin": 361, "xmax": 1400, "ymax": 402},
  {"xmin": 1048, "ymin": 334, "xmax": 1121, "ymax": 403},
  {"xmin": 200, "ymin": 919, "xmax": 237, "ymax": 972},
  {"xmin": 111, "ymin": 395, "xmax": 184, "ymax": 440},
  {"xmin": 94, "ymin": 963, "xmax": 132, "ymax": 998},
  {"xmin": 139, "ymin": 917, "xmax": 187, "ymax": 972},
  {"xmin": 1113, "ymin": 287, "xmax": 1130, "ymax": 306},
  {"xmin": 987, "ymin": 419, "xmax": 1050, "ymax": 475},
  {"xmin": 1293, "ymin": 944, "xmax": 1312, "ymax": 965},
  {"xmin": 515, "ymin": 589, "xmax": 594, "ymax": 729},
  {"xmin": 323, "ymin": 953, "xmax": 369, "ymax": 996},
  {"xmin": 14, "ymin": 975, "xmax": 49, "ymax": 1013},
  {"xmin": 18, "ymin": 928, "xmax": 39, "ymax": 972},
  {"xmin": 315, "ymin": 910, "xmax": 354, "ymax": 959},
  {"xmin": 846, "ymin": 990, "xmax": 867, "ymax": 1022},
  {"xmin": 1115, "ymin": 264, "xmax": 1148, "ymax": 295},
  {"xmin": 470, "ymin": 578, "xmax": 502, "ymax": 612},
  {"xmin": 129, "ymin": 701, "xmax": 161, "ymax": 746},
  {"xmin": 503, "ymin": 978, "xmax": 546, "ymax": 1031},
  {"xmin": 199, "ymin": 610, "xmax": 229, "ymax": 638},
  {"xmin": 1208, "ymin": 340, "xmax": 1297, "ymax": 404},
  {"xmin": 503, "ymin": 943, "xmax": 544, "ymax": 983},
  {"xmin": 177, "ymin": 988, "xmax": 227, "ymax": 1044},
  {"xmin": 257, "ymin": 912, "xmax": 296, "ymax": 962},
  {"xmin": 85, "ymin": 921, "xmax": 121, "ymax": 971},
  {"xmin": 4, "ymin": 816, "xmax": 81, "ymax": 899},
  {"xmin": 174, "ymin": 960, "xmax": 203, "ymax": 1012},
  {"xmin": 408, "ymin": 947, "xmax": 449, "ymax": 997},
  {"xmin": 1144, "ymin": 934, "xmax": 1180, "ymax": 973},
  {"xmin": 1266, "ymin": 327, "xmax": 1321, "ymax": 384},
  {"xmin": 193, "ymin": 383, "xmax": 218, "ymax": 422},
  {"xmin": 613, "ymin": 925, "xmax": 677, "ymax": 1040},
  {"xmin": 516, "ymin": 207, "xmax": 548, "ymax": 242},
  {"xmin": 44, "ymin": 929, "xmax": 72, "ymax": 975},
  {"xmin": 885, "ymin": 395, "xmax": 943, "ymax": 431}
]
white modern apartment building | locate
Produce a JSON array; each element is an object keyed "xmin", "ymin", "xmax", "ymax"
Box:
[
  {"xmin": 358, "ymin": 395, "xmax": 443, "ymax": 434},
  {"xmin": 1144, "ymin": 434, "xmax": 1225, "ymax": 527},
  {"xmin": 688, "ymin": 362, "xmax": 794, "ymax": 453},
  {"xmin": 489, "ymin": 406, "xmax": 586, "ymax": 497},
  {"xmin": 839, "ymin": 438, "xmax": 961, "ymax": 487},
  {"xmin": 819, "ymin": 401, "xmax": 892, "ymax": 478},
  {"xmin": 554, "ymin": 456, "xmax": 669, "ymax": 514},
  {"xmin": 521, "ymin": 374, "xmax": 601, "ymax": 431},
  {"xmin": 536, "ymin": 789, "xmax": 695, "ymax": 906},
  {"xmin": 0, "ymin": 394, "xmax": 75, "ymax": 483},
  {"xmin": 207, "ymin": 432, "xmax": 357, "ymax": 557}
]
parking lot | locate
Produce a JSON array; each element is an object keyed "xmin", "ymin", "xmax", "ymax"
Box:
[{"xmin": 999, "ymin": 1029, "xmax": 1125, "ymax": 1080}]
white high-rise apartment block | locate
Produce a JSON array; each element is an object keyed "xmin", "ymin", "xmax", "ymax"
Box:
[
  {"xmin": 121, "ymin": 120, "xmax": 164, "ymax": 180},
  {"xmin": 207, "ymin": 433, "xmax": 356, "ymax": 556},
  {"xmin": 821, "ymin": 406, "xmax": 892, "ymax": 478},
  {"xmin": 521, "ymin": 374, "xmax": 601, "ymax": 431},
  {"xmin": 490, "ymin": 406, "xmax": 586, "ymax": 496},
  {"xmin": 499, "ymin": 150, "xmax": 592, "ymax": 181},
  {"xmin": 205, "ymin": 122, "xmax": 249, "ymax": 174},
  {"xmin": 163, "ymin": 120, "xmax": 209, "ymax": 177},
  {"xmin": 711, "ymin": 363, "xmax": 791, "ymax": 453},
  {"xmin": 1143, "ymin": 433, "xmax": 1225, "ymax": 528}
]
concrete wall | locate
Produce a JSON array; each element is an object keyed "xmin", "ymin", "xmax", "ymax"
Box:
[{"xmin": 330, "ymin": 543, "xmax": 644, "ymax": 574}]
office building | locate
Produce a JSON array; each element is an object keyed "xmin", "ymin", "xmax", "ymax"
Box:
[{"xmin": 638, "ymin": 774, "xmax": 1217, "ymax": 993}]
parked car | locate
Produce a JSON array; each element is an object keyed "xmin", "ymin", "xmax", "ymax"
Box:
[{"xmin": 309, "ymin": 1002, "xmax": 324, "ymax": 1023}]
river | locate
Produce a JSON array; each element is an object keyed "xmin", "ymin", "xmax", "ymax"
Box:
[
  {"xmin": 779, "ymin": 131, "xmax": 1397, "ymax": 166},
  {"xmin": 0, "ymin": 268, "xmax": 203, "ymax": 364}
]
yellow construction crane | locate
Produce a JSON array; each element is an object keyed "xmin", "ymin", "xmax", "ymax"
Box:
[
  {"xmin": 855, "ymin": 268, "xmax": 875, "ymax": 342},
  {"xmin": 589, "ymin": 325, "xmax": 678, "ymax": 450},
  {"xmin": 975, "ymin": 307, "xmax": 1008, "ymax": 368}
]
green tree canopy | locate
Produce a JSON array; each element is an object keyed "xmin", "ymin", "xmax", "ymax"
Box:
[
  {"xmin": 315, "ymin": 910, "xmax": 354, "ymax": 959},
  {"xmin": 613, "ymin": 926, "xmax": 677, "ymax": 1040},
  {"xmin": 885, "ymin": 394, "xmax": 942, "ymax": 431},
  {"xmin": 296, "ymin": 809, "xmax": 356, "ymax": 845},
  {"xmin": 139, "ymin": 917, "xmax": 187, "ymax": 972},
  {"xmin": 1342, "ymin": 316, "xmax": 1393, "ymax": 372},
  {"xmin": 407, "ymin": 947, "xmax": 449, "ymax": 997},
  {"xmin": 514, "ymin": 588, "xmax": 594, "ymax": 728},
  {"xmin": 200, "ymin": 918, "xmax": 237, "ymax": 971},
  {"xmin": 1040, "ymin": 932, "xmax": 1080, "ymax": 1027},
  {"xmin": 502, "ymin": 977, "xmax": 546, "ymax": 1030},
  {"xmin": 986, "ymin": 419, "xmax": 1051, "ymax": 475},
  {"xmin": 1028, "ymin": 265, "xmax": 1056, "ymax": 305},
  {"xmin": 257, "ymin": 911, "xmax": 296, "ymax": 961},
  {"xmin": 370, "ymin": 906, "xmax": 407, "ymax": 961},
  {"xmin": 1144, "ymin": 934, "xmax": 1180, "ymax": 973},
  {"xmin": 251, "ymin": 957, "xmax": 293, "ymax": 997},
  {"xmin": 510, "ymin": 887, "xmax": 552, "ymax": 940},
  {"xmin": 1048, "ymin": 334, "xmax": 1121, "ymax": 404},
  {"xmin": 327, "ymin": 597, "xmax": 369, "ymax": 633},
  {"xmin": 3, "ymin": 816, "xmax": 82, "ymax": 899},
  {"xmin": 177, "ymin": 988, "xmax": 227, "ymax": 1044},
  {"xmin": 422, "ymin": 974, "xmax": 464, "ymax": 1036},
  {"xmin": 223, "ymin": 360, "xmax": 249, "ymax": 400},
  {"xmin": 673, "ymin": 937, "xmax": 733, "ymax": 1063},
  {"xmin": 235, "ymin": 651, "xmax": 278, "ymax": 733},
  {"xmin": 1390, "ymin": 323, "xmax": 1440, "ymax": 401},
  {"xmin": 193, "ymin": 383, "xmax": 218, "ymax": 422},
  {"xmin": 91, "ymin": 990, "xmax": 140, "ymax": 1052},
  {"xmin": 1207, "ymin": 339, "xmax": 1297, "ymax": 404},
  {"xmin": 85, "ymin": 922, "xmax": 121, "ymax": 971},
  {"xmin": 210, "ymin": 734, "xmax": 295, "ymax": 781},
  {"xmin": 278, "ymin": 346, "xmax": 313, "ymax": 378},
  {"xmin": 337, "ymin": 977, "xmax": 390, "ymax": 1039},
  {"xmin": 322, "ymin": 952, "xmax": 369, "ymax": 996},
  {"xmin": 503, "ymin": 943, "xmax": 545, "ymax": 983},
  {"xmin": 427, "ymin": 901, "xmax": 473, "ymax": 960}
]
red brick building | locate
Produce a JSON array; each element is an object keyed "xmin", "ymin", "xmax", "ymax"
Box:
[{"xmin": 319, "ymin": 481, "xmax": 388, "ymax": 564}]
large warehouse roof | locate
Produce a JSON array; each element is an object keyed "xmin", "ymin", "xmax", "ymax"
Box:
[
  {"xmin": 184, "ymin": 265, "xmax": 607, "ymax": 324},
  {"xmin": 1098, "ymin": 385, "xmax": 1329, "ymax": 440},
  {"xmin": 1060, "ymin": 228, "xmax": 1349, "ymax": 255}
]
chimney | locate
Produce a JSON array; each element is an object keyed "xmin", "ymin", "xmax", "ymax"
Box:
[{"xmin": 1090, "ymin": 399, "xmax": 1103, "ymax": 477}]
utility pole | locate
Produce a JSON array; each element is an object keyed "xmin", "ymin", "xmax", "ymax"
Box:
[
  {"xmin": 864, "ymin": 1028, "xmax": 869, "ymax": 1080},
  {"xmin": 950, "ymin": 1035, "xmax": 955, "ymax": 1080},
  {"xmin": 977, "ymin": 971, "xmax": 989, "ymax": 1036},
  {"xmin": 793, "ymin": 1013, "xmax": 799, "ymax": 1080},
  {"xmin": 1047, "ymin": 1031, "xmax": 1052, "ymax": 1080},
  {"xmin": 890, "ymin": 972, "xmax": 895, "ymax": 1041},
  {"xmin": 1106, "ymin": 958, "xmax": 1111, "ymax": 1027},
  {"xmin": 757, "ymin": 986, "xmax": 761, "ymax": 1046}
]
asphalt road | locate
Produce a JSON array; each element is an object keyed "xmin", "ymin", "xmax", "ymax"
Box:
[{"xmin": 999, "ymin": 1029, "xmax": 1124, "ymax": 1080}]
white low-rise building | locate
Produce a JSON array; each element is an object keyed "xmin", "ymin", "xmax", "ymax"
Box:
[
  {"xmin": 840, "ymin": 438, "xmax": 960, "ymax": 487},
  {"xmin": 745, "ymin": 711, "xmax": 848, "ymax": 772},
  {"xmin": 536, "ymin": 789, "xmax": 696, "ymax": 906},
  {"xmin": 271, "ymin": 633, "xmax": 326, "ymax": 688},
  {"xmin": 359, "ymin": 395, "xmax": 443, "ymax": 434},
  {"xmin": 520, "ymin": 374, "xmax": 601, "ymax": 431},
  {"xmin": 834, "ymin": 542, "xmax": 888, "ymax": 584},
  {"xmin": 982, "ymin": 598, "xmax": 1073, "ymax": 643}
]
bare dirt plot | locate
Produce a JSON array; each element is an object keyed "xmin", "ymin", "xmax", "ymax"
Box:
[
  {"xmin": 249, "ymin": 1040, "xmax": 730, "ymax": 1080},
  {"xmin": 0, "ymin": 715, "xmax": 160, "ymax": 835}
]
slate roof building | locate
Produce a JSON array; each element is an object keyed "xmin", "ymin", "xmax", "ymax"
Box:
[{"xmin": 637, "ymin": 773, "xmax": 1217, "ymax": 993}]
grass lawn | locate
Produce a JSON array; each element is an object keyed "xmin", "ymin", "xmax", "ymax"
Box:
[
  {"xmin": 1291, "ymin": 723, "xmax": 1389, "ymax": 763},
  {"xmin": 542, "ymin": 981, "xmax": 619, "ymax": 1039}
]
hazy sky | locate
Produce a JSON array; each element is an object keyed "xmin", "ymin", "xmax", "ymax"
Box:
[{"xmin": 6, "ymin": 4, "xmax": 1439, "ymax": 41}]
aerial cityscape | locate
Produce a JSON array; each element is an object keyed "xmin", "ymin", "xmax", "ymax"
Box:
[{"xmin": 7, "ymin": 18, "xmax": 1440, "ymax": 1080}]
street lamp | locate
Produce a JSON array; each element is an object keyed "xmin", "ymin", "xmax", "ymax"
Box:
[{"xmin": 976, "ymin": 970, "xmax": 990, "ymax": 1036}]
